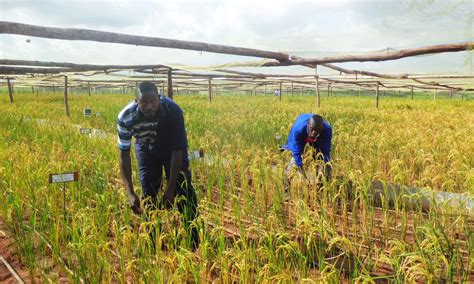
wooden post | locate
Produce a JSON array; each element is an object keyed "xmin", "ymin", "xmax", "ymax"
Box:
[
  {"xmin": 279, "ymin": 81, "xmax": 282, "ymax": 101},
  {"xmin": 31, "ymin": 86, "xmax": 34, "ymax": 94},
  {"xmin": 291, "ymin": 82, "xmax": 294, "ymax": 96},
  {"xmin": 167, "ymin": 68, "xmax": 173, "ymax": 100},
  {"xmin": 398, "ymin": 90, "xmax": 401, "ymax": 97},
  {"xmin": 264, "ymin": 84, "xmax": 267, "ymax": 95},
  {"xmin": 330, "ymin": 86, "xmax": 333, "ymax": 97},
  {"xmin": 7, "ymin": 77, "xmax": 13, "ymax": 103},
  {"xmin": 449, "ymin": 89, "xmax": 453, "ymax": 99},
  {"xmin": 315, "ymin": 75, "xmax": 320, "ymax": 107},
  {"xmin": 411, "ymin": 86, "xmax": 414, "ymax": 100},
  {"xmin": 433, "ymin": 90, "xmax": 436, "ymax": 100},
  {"xmin": 375, "ymin": 83, "xmax": 380, "ymax": 108},
  {"xmin": 64, "ymin": 76, "xmax": 70, "ymax": 117},
  {"xmin": 327, "ymin": 83, "xmax": 331, "ymax": 98},
  {"xmin": 176, "ymin": 87, "xmax": 179, "ymax": 96},
  {"xmin": 53, "ymin": 85, "xmax": 56, "ymax": 94},
  {"xmin": 358, "ymin": 86, "xmax": 361, "ymax": 97},
  {"xmin": 161, "ymin": 84, "xmax": 165, "ymax": 96},
  {"xmin": 208, "ymin": 78, "xmax": 212, "ymax": 102},
  {"xmin": 88, "ymin": 83, "xmax": 91, "ymax": 96}
]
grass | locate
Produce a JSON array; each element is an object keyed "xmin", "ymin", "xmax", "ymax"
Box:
[{"xmin": 0, "ymin": 90, "xmax": 473, "ymax": 282}]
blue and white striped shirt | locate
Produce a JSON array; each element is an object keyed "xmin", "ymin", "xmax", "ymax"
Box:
[{"xmin": 117, "ymin": 96, "xmax": 187, "ymax": 155}]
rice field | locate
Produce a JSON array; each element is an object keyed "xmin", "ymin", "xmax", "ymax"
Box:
[{"xmin": 0, "ymin": 90, "xmax": 473, "ymax": 282}]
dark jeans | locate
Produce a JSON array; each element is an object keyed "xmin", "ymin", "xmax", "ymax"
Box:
[{"xmin": 135, "ymin": 142, "xmax": 199, "ymax": 249}]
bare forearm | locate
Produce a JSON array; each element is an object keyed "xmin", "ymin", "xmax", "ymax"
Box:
[
  {"xmin": 119, "ymin": 150, "xmax": 134, "ymax": 196},
  {"xmin": 167, "ymin": 150, "xmax": 183, "ymax": 194}
]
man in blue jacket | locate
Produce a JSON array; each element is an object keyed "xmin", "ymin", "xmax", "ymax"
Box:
[{"xmin": 282, "ymin": 114, "xmax": 332, "ymax": 181}]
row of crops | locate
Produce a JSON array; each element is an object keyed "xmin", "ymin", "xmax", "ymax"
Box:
[{"xmin": 0, "ymin": 92, "xmax": 473, "ymax": 282}]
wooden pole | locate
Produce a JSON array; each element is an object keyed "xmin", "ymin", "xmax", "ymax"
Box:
[
  {"xmin": 208, "ymin": 78, "xmax": 212, "ymax": 102},
  {"xmin": 167, "ymin": 68, "xmax": 173, "ymax": 100},
  {"xmin": 0, "ymin": 21, "xmax": 289, "ymax": 61},
  {"xmin": 64, "ymin": 76, "xmax": 70, "ymax": 117},
  {"xmin": 291, "ymin": 82, "xmax": 294, "ymax": 96},
  {"xmin": 279, "ymin": 81, "xmax": 282, "ymax": 101},
  {"xmin": 88, "ymin": 82, "xmax": 91, "ymax": 96},
  {"xmin": 433, "ymin": 90, "xmax": 437, "ymax": 100},
  {"xmin": 375, "ymin": 83, "xmax": 380, "ymax": 108},
  {"xmin": 330, "ymin": 86, "xmax": 333, "ymax": 97},
  {"xmin": 176, "ymin": 87, "xmax": 179, "ymax": 96},
  {"xmin": 411, "ymin": 86, "xmax": 414, "ymax": 100},
  {"xmin": 449, "ymin": 89, "xmax": 453, "ymax": 99},
  {"xmin": 53, "ymin": 85, "xmax": 56, "ymax": 94},
  {"xmin": 161, "ymin": 84, "xmax": 165, "ymax": 96},
  {"xmin": 315, "ymin": 75, "xmax": 320, "ymax": 107},
  {"xmin": 264, "ymin": 84, "xmax": 267, "ymax": 95},
  {"xmin": 31, "ymin": 86, "xmax": 34, "ymax": 94},
  {"xmin": 6, "ymin": 77, "xmax": 13, "ymax": 103},
  {"xmin": 327, "ymin": 83, "xmax": 331, "ymax": 98}
]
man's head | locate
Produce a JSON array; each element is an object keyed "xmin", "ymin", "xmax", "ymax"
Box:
[
  {"xmin": 136, "ymin": 82, "xmax": 160, "ymax": 118},
  {"xmin": 307, "ymin": 114, "xmax": 324, "ymax": 140}
]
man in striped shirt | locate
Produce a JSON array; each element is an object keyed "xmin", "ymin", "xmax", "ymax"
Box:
[{"xmin": 117, "ymin": 81, "xmax": 198, "ymax": 247}]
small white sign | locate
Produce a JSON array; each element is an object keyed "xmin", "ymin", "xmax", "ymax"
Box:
[
  {"xmin": 188, "ymin": 149, "xmax": 204, "ymax": 160},
  {"xmin": 83, "ymin": 108, "xmax": 92, "ymax": 116},
  {"xmin": 80, "ymin": 128, "xmax": 92, "ymax": 134},
  {"xmin": 49, "ymin": 172, "xmax": 79, "ymax": 183},
  {"xmin": 275, "ymin": 134, "xmax": 282, "ymax": 141}
]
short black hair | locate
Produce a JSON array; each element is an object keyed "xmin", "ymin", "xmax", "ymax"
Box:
[
  {"xmin": 137, "ymin": 82, "xmax": 159, "ymax": 99},
  {"xmin": 310, "ymin": 114, "xmax": 324, "ymax": 132}
]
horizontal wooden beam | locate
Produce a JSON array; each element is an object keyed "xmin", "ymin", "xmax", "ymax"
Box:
[
  {"xmin": 294, "ymin": 42, "xmax": 474, "ymax": 65},
  {"xmin": 0, "ymin": 21, "xmax": 289, "ymax": 61},
  {"xmin": 320, "ymin": 63, "xmax": 409, "ymax": 79},
  {"xmin": 257, "ymin": 42, "xmax": 474, "ymax": 66},
  {"xmin": 0, "ymin": 59, "xmax": 172, "ymax": 70}
]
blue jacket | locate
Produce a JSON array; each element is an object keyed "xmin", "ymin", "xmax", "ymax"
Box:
[{"xmin": 283, "ymin": 114, "xmax": 332, "ymax": 167}]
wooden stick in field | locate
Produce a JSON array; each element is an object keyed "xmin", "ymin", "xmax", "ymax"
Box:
[
  {"xmin": 7, "ymin": 77, "xmax": 13, "ymax": 103},
  {"xmin": 375, "ymin": 82, "xmax": 380, "ymax": 108},
  {"xmin": 208, "ymin": 78, "xmax": 212, "ymax": 102},
  {"xmin": 64, "ymin": 75, "xmax": 69, "ymax": 117},
  {"xmin": 167, "ymin": 68, "xmax": 173, "ymax": 100},
  {"xmin": 315, "ymin": 75, "xmax": 320, "ymax": 108}
]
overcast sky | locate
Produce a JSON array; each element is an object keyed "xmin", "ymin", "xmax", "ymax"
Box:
[{"xmin": 0, "ymin": 0, "xmax": 472, "ymax": 75}]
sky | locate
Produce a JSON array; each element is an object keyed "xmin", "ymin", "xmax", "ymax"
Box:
[{"xmin": 0, "ymin": 0, "xmax": 473, "ymax": 75}]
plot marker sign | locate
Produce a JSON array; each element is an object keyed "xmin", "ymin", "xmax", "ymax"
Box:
[
  {"xmin": 49, "ymin": 172, "xmax": 79, "ymax": 183},
  {"xmin": 188, "ymin": 149, "xmax": 204, "ymax": 161},
  {"xmin": 83, "ymin": 108, "xmax": 93, "ymax": 116},
  {"xmin": 80, "ymin": 128, "xmax": 92, "ymax": 135},
  {"xmin": 49, "ymin": 171, "xmax": 79, "ymax": 219}
]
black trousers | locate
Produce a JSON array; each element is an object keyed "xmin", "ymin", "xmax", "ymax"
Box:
[{"xmin": 135, "ymin": 143, "xmax": 199, "ymax": 248}]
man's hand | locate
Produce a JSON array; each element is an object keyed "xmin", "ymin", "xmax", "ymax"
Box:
[
  {"xmin": 297, "ymin": 166, "xmax": 306, "ymax": 178},
  {"xmin": 128, "ymin": 191, "xmax": 143, "ymax": 215},
  {"xmin": 120, "ymin": 149, "xmax": 143, "ymax": 214}
]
